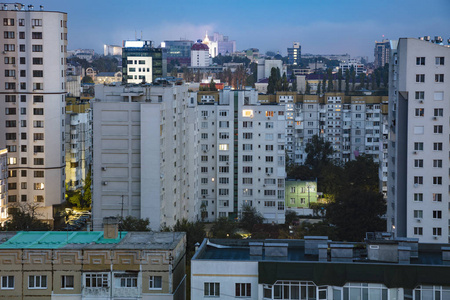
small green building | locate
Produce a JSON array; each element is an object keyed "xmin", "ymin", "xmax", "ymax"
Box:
[{"xmin": 285, "ymin": 180, "xmax": 318, "ymax": 208}]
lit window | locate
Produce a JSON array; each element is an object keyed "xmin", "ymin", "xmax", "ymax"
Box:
[
  {"xmin": 219, "ymin": 144, "xmax": 229, "ymax": 151},
  {"xmin": 242, "ymin": 110, "xmax": 253, "ymax": 118}
]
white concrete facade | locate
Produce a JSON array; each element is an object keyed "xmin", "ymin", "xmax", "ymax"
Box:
[
  {"xmin": 387, "ymin": 38, "xmax": 450, "ymax": 243},
  {"xmin": 92, "ymin": 83, "xmax": 198, "ymax": 230},
  {"xmin": 0, "ymin": 4, "xmax": 67, "ymax": 224},
  {"xmin": 194, "ymin": 89, "xmax": 286, "ymax": 224},
  {"xmin": 191, "ymin": 48, "xmax": 210, "ymax": 67}
]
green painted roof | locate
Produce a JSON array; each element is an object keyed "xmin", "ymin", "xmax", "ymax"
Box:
[{"xmin": 0, "ymin": 231, "xmax": 127, "ymax": 249}]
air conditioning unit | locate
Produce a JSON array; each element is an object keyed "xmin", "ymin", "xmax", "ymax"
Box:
[
  {"xmin": 419, "ymin": 100, "xmax": 424, "ymax": 104},
  {"xmin": 202, "ymin": 195, "xmax": 206, "ymax": 198},
  {"xmin": 267, "ymin": 173, "xmax": 271, "ymax": 176},
  {"xmin": 414, "ymin": 183, "xmax": 418, "ymax": 187},
  {"xmin": 433, "ymin": 117, "xmax": 437, "ymax": 120},
  {"xmin": 263, "ymin": 184, "xmax": 266, "ymax": 187},
  {"xmin": 415, "ymin": 218, "xmax": 421, "ymax": 222},
  {"xmin": 226, "ymin": 162, "xmax": 229, "ymax": 165},
  {"xmin": 433, "ymin": 236, "xmax": 438, "ymax": 239},
  {"xmin": 203, "ymin": 116, "xmax": 207, "ymax": 120},
  {"xmin": 102, "ymin": 167, "xmax": 107, "ymax": 171},
  {"xmin": 413, "ymin": 151, "xmax": 417, "ymax": 155},
  {"xmin": 102, "ymin": 181, "xmax": 108, "ymax": 185},
  {"xmin": 203, "ymin": 150, "xmax": 207, "ymax": 153}
]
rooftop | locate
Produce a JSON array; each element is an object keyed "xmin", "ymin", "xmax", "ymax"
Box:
[{"xmin": 0, "ymin": 231, "xmax": 185, "ymax": 250}]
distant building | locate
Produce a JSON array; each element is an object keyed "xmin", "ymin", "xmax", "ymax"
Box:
[
  {"xmin": 161, "ymin": 39, "xmax": 194, "ymax": 66},
  {"xmin": 339, "ymin": 59, "xmax": 365, "ymax": 75},
  {"xmin": 374, "ymin": 39, "xmax": 390, "ymax": 68},
  {"xmin": 191, "ymin": 40, "xmax": 210, "ymax": 67},
  {"xmin": 285, "ymin": 180, "xmax": 318, "ymax": 209},
  {"xmin": 257, "ymin": 59, "xmax": 286, "ymax": 81},
  {"xmin": 287, "ymin": 42, "xmax": 301, "ymax": 65},
  {"xmin": 122, "ymin": 40, "xmax": 165, "ymax": 84},
  {"xmin": 302, "ymin": 53, "xmax": 351, "ymax": 62},
  {"xmin": 202, "ymin": 32, "xmax": 236, "ymax": 58},
  {"xmin": 387, "ymin": 37, "xmax": 450, "ymax": 243},
  {"xmin": 95, "ymin": 71, "xmax": 122, "ymax": 84},
  {"xmin": 0, "ymin": 149, "xmax": 7, "ymax": 224},
  {"xmin": 104, "ymin": 44, "xmax": 122, "ymax": 56},
  {"xmin": 191, "ymin": 237, "xmax": 450, "ymax": 300},
  {"xmin": 0, "ymin": 223, "xmax": 186, "ymax": 300},
  {"xmin": 65, "ymin": 98, "xmax": 92, "ymax": 191}
]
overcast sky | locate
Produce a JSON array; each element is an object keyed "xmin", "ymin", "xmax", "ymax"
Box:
[{"xmin": 37, "ymin": 0, "xmax": 449, "ymax": 60}]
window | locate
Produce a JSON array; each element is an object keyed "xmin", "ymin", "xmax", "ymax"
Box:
[
  {"xmin": 416, "ymin": 57, "xmax": 425, "ymax": 65},
  {"xmin": 433, "ymin": 125, "xmax": 443, "ymax": 134},
  {"xmin": 242, "ymin": 132, "xmax": 253, "ymax": 139},
  {"xmin": 434, "ymin": 108, "xmax": 443, "ymax": 116},
  {"xmin": 433, "ymin": 227, "xmax": 442, "ymax": 236},
  {"xmin": 415, "ymin": 108, "xmax": 424, "ymax": 117},
  {"xmin": 433, "ymin": 142, "xmax": 442, "ymax": 151},
  {"xmin": 242, "ymin": 121, "xmax": 253, "ymax": 128},
  {"xmin": 414, "ymin": 227, "xmax": 423, "ymax": 235},
  {"xmin": 219, "ymin": 166, "xmax": 229, "ymax": 173},
  {"xmin": 433, "ymin": 177, "xmax": 442, "ymax": 185},
  {"xmin": 1, "ymin": 276, "xmax": 14, "ymax": 289},
  {"xmin": 433, "ymin": 159, "xmax": 442, "ymax": 168},
  {"xmin": 413, "ymin": 210, "xmax": 423, "ymax": 219},
  {"xmin": 435, "ymin": 57, "xmax": 445, "ymax": 65},
  {"xmin": 4, "ymin": 70, "xmax": 15, "ymax": 77},
  {"xmin": 266, "ymin": 145, "xmax": 274, "ymax": 151},
  {"xmin": 219, "ymin": 132, "xmax": 229, "ymax": 139},
  {"xmin": 34, "ymin": 183, "xmax": 44, "ymax": 190},
  {"xmin": 415, "ymin": 74, "xmax": 425, "ymax": 82},
  {"xmin": 34, "ymin": 133, "xmax": 44, "ymax": 140},
  {"xmin": 33, "ymin": 70, "xmax": 43, "ymax": 77},
  {"xmin": 4, "ymin": 56, "xmax": 15, "ymax": 64},
  {"xmin": 219, "ymin": 121, "xmax": 229, "ymax": 128},
  {"xmin": 201, "ymin": 156, "xmax": 208, "ymax": 162},
  {"xmin": 218, "ymin": 189, "xmax": 229, "ymax": 196},
  {"xmin": 6, "ymin": 133, "xmax": 16, "ymax": 140},
  {"xmin": 242, "ymin": 178, "xmax": 252, "ymax": 184},
  {"xmin": 219, "ymin": 155, "xmax": 229, "ymax": 162},
  {"xmin": 242, "ymin": 144, "xmax": 252, "ymax": 151},
  {"xmin": 265, "ymin": 133, "xmax": 273, "ymax": 140},
  {"xmin": 32, "ymin": 32, "xmax": 42, "ymax": 39},
  {"xmin": 219, "ymin": 177, "xmax": 229, "ymax": 184},
  {"xmin": 33, "ymin": 95, "xmax": 43, "ymax": 103},
  {"xmin": 32, "ymin": 57, "xmax": 43, "ymax": 65},
  {"xmin": 149, "ymin": 276, "xmax": 162, "ymax": 289},
  {"xmin": 242, "ymin": 155, "xmax": 252, "ymax": 162},
  {"xmin": 236, "ymin": 283, "xmax": 251, "ymax": 297},
  {"xmin": 34, "ymin": 108, "xmax": 44, "ymax": 115},
  {"xmin": 201, "ymin": 167, "xmax": 208, "ymax": 173},
  {"xmin": 414, "ymin": 159, "xmax": 423, "ymax": 168},
  {"xmin": 4, "ymin": 44, "xmax": 15, "ymax": 52},
  {"xmin": 61, "ymin": 275, "xmax": 74, "ymax": 289},
  {"xmin": 242, "ymin": 189, "xmax": 253, "ymax": 196},
  {"xmin": 266, "ymin": 156, "xmax": 274, "ymax": 162},
  {"xmin": 219, "ymin": 200, "xmax": 229, "ymax": 207},
  {"xmin": 118, "ymin": 275, "xmax": 137, "ymax": 288},
  {"xmin": 205, "ymin": 282, "xmax": 220, "ymax": 297},
  {"xmin": 85, "ymin": 273, "xmax": 109, "ymax": 288},
  {"xmin": 29, "ymin": 275, "xmax": 47, "ymax": 289},
  {"xmin": 6, "ymin": 120, "xmax": 16, "ymax": 127},
  {"xmin": 32, "ymin": 45, "xmax": 43, "ymax": 52},
  {"xmin": 433, "ymin": 193, "xmax": 442, "ymax": 202},
  {"xmin": 433, "ymin": 210, "xmax": 442, "ymax": 219},
  {"xmin": 34, "ymin": 158, "xmax": 44, "ymax": 165},
  {"xmin": 414, "ymin": 176, "xmax": 423, "ymax": 185},
  {"xmin": 3, "ymin": 31, "xmax": 14, "ymax": 39},
  {"xmin": 415, "ymin": 91, "xmax": 424, "ymax": 100},
  {"xmin": 266, "ymin": 122, "xmax": 274, "ymax": 129},
  {"xmin": 435, "ymin": 74, "xmax": 444, "ymax": 82},
  {"xmin": 32, "ymin": 19, "xmax": 42, "ymax": 26},
  {"xmin": 5, "ymin": 82, "xmax": 15, "ymax": 90},
  {"xmin": 264, "ymin": 201, "xmax": 276, "ymax": 207},
  {"xmin": 3, "ymin": 18, "xmax": 14, "ymax": 26},
  {"xmin": 33, "ymin": 83, "xmax": 43, "ymax": 90},
  {"xmin": 34, "ymin": 171, "xmax": 44, "ymax": 178},
  {"xmin": 5, "ymin": 95, "xmax": 16, "ymax": 102},
  {"xmin": 219, "ymin": 144, "xmax": 229, "ymax": 151},
  {"xmin": 34, "ymin": 195, "xmax": 44, "ymax": 202},
  {"xmin": 414, "ymin": 142, "xmax": 423, "ymax": 151},
  {"xmin": 242, "ymin": 166, "xmax": 252, "ymax": 173}
]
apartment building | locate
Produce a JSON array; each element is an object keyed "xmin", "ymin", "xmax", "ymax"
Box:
[
  {"xmin": 92, "ymin": 81, "xmax": 198, "ymax": 231},
  {"xmin": 194, "ymin": 89, "xmax": 287, "ymax": 224},
  {"xmin": 122, "ymin": 40, "xmax": 164, "ymax": 84},
  {"xmin": 374, "ymin": 39, "xmax": 391, "ymax": 68},
  {"xmin": 65, "ymin": 98, "xmax": 92, "ymax": 191},
  {"xmin": 192, "ymin": 237, "xmax": 450, "ymax": 300},
  {"xmin": 387, "ymin": 38, "xmax": 450, "ymax": 243},
  {"xmin": 0, "ymin": 149, "xmax": 7, "ymax": 224},
  {"xmin": 0, "ymin": 4, "xmax": 67, "ymax": 225},
  {"xmin": 0, "ymin": 222, "xmax": 186, "ymax": 300}
]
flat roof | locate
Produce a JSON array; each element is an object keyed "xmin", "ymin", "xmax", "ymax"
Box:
[{"xmin": 0, "ymin": 231, "xmax": 185, "ymax": 250}]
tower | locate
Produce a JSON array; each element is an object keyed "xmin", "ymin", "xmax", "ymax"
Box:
[{"xmin": 0, "ymin": 3, "xmax": 67, "ymax": 225}]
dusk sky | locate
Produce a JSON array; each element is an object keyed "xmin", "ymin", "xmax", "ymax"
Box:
[{"xmin": 38, "ymin": 0, "xmax": 449, "ymax": 60}]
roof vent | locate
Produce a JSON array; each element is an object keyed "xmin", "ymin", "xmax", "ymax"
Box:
[
  {"xmin": 40, "ymin": 5, "xmax": 44, "ymax": 11},
  {"xmin": 28, "ymin": 5, "xmax": 33, "ymax": 10},
  {"xmin": 3, "ymin": 4, "xmax": 7, "ymax": 10}
]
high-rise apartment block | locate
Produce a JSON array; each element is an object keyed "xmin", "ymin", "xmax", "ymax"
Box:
[
  {"xmin": 287, "ymin": 42, "xmax": 301, "ymax": 65},
  {"xmin": 0, "ymin": 3, "xmax": 67, "ymax": 224},
  {"xmin": 374, "ymin": 39, "xmax": 390, "ymax": 68},
  {"xmin": 92, "ymin": 82, "xmax": 198, "ymax": 230},
  {"xmin": 194, "ymin": 90, "xmax": 287, "ymax": 224},
  {"xmin": 0, "ymin": 149, "xmax": 7, "ymax": 223},
  {"xmin": 387, "ymin": 38, "xmax": 450, "ymax": 243},
  {"xmin": 122, "ymin": 40, "xmax": 164, "ymax": 84}
]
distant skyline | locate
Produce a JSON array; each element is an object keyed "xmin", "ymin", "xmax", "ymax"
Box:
[{"xmin": 35, "ymin": 0, "xmax": 450, "ymax": 60}]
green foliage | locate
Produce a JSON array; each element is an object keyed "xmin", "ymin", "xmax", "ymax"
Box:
[
  {"xmin": 92, "ymin": 56, "xmax": 119, "ymax": 72},
  {"xmin": 281, "ymin": 73, "xmax": 289, "ymax": 91},
  {"xmin": 304, "ymin": 135, "xmax": 334, "ymax": 172},
  {"xmin": 295, "ymin": 220, "xmax": 338, "ymax": 240},
  {"xmin": 317, "ymin": 82, "xmax": 321, "ymax": 95},
  {"xmin": 305, "ymin": 82, "xmax": 311, "ymax": 94},
  {"xmin": 81, "ymin": 76, "xmax": 94, "ymax": 84},
  {"xmin": 82, "ymin": 167, "xmax": 92, "ymax": 209},
  {"xmin": 337, "ymin": 69, "xmax": 343, "ymax": 92},
  {"xmin": 209, "ymin": 78, "xmax": 217, "ymax": 91},
  {"xmin": 66, "ymin": 188, "xmax": 82, "ymax": 207},
  {"xmin": 240, "ymin": 204, "xmax": 264, "ymax": 232},
  {"xmin": 210, "ymin": 217, "xmax": 239, "ymax": 238},
  {"xmin": 291, "ymin": 79, "xmax": 297, "ymax": 92},
  {"xmin": 326, "ymin": 187, "xmax": 386, "ymax": 241},
  {"xmin": 2, "ymin": 203, "xmax": 50, "ymax": 231},
  {"xmin": 327, "ymin": 68, "xmax": 333, "ymax": 92},
  {"xmin": 212, "ymin": 54, "xmax": 250, "ymax": 67},
  {"xmin": 344, "ymin": 69, "xmax": 350, "ymax": 95},
  {"xmin": 171, "ymin": 219, "xmax": 206, "ymax": 259},
  {"xmin": 284, "ymin": 210, "xmax": 298, "ymax": 225},
  {"xmin": 119, "ymin": 216, "xmax": 150, "ymax": 231}
]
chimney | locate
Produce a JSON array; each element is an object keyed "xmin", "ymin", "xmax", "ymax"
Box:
[{"xmin": 103, "ymin": 217, "xmax": 119, "ymax": 239}]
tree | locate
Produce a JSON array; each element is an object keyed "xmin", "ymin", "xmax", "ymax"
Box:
[
  {"xmin": 2, "ymin": 203, "xmax": 50, "ymax": 231},
  {"xmin": 291, "ymin": 79, "xmax": 297, "ymax": 92},
  {"xmin": 326, "ymin": 187, "xmax": 386, "ymax": 241},
  {"xmin": 337, "ymin": 69, "xmax": 343, "ymax": 92},
  {"xmin": 344, "ymin": 155, "xmax": 380, "ymax": 192},
  {"xmin": 172, "ymin": 219, "xmax": 206, "ymax": 259},
  {"xmin": 305, "ymin": 82, "xmax": 311, "ymax": 94},
  {"xmin": 240, "ymin": 204, "xmax": 264, "ymax": 232},
  {"xmin": 81, "ymin": 76, "xmax": 94, "ymax": 84},
  {"xmin": 82, "ymin": 167, "xmax": 92, "ymax": 209},
  {"xmin": 304, "ymin": 135, "xmax": 334, "ymax": 173},
  {"xmin": 322, "ymin": 75, "xmax": 327, "ymax": 93},
  {"xmin": 344, "ymin": 69, "xmax": 350, "ymax": 95},
  {"xmin": 209, "ymin": 78, "xmax": 217, "ymax": 91},
  {"xmin": 267, "ymin": 67, "xmax": 281, "ymax": 94},
  {"xmin": 119, "ymin": 216, "xmax": 150, "ymax": 231},
  {"xmin": 210, "ymin": 217, "xmax": 238, "ymax": 238},
  {"xmin": 317, "ymin": 82, "xmax": 321, "ymax": 95},
  {"xmin": 285, "ymin": 210, "xmax": 298, "ymax": 225},
  {"xmin": 327, "ymin": 68, "xmax": 334, "ymax": 92},
  {"xmin": 66, "ymin": 187, "xmax": 82, "ymax": 207},
  {"xmin": 281, "ymin": 73, "xmax": 289, "ymax": 91}
]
